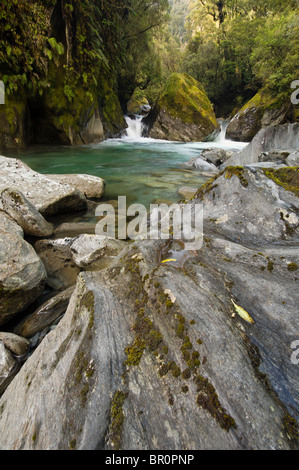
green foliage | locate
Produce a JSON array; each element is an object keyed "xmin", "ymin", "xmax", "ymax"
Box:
[{"xmin": 181, "ymin": 0, "xmax": 299, "ymax": 114}]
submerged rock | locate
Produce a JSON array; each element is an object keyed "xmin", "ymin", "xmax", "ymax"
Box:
[
  {"xmin": 226, "ymin": 89, "xmax": 290, "ymax": 142},
  {"xmin": 143, "ymin": 73, "xmax": 219, "ymax": 142},
  {"xmin": 0, "ymin": 188, "xmax": 54, "ymax": 237},
  {"xmin": 0, "ymin": 213, "xmax": 46, "ymax": 326},
  {"xmin": 178, "ymin": 187, "xmax": 198, "ymax": 200},
  {"xmin": 0, "ymin": 156, "xmax": 87, "ymax": 217}
]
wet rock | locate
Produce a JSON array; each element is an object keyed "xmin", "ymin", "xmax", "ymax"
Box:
[
  {"xmin": 223, "ymin": 123, "xmax": 299, "ymax": 168},
  {"xmin": 46, "ymin": 174, "xmax": 106, "ymax": 200},
  {"xmin": 34, "ymin": 238, "xmax": 80, "ymax": 291},
  {"xmin": 54, "ymin": 222, "xmax": 97, "ymax": 239},
  {"xmin": 14, "ymin": 286, "xmax": 74, "ymax": 339},
  {"xmin": 70, "ymin": 234, "xmax": 126, "ymax": 269},
  {"xmin": 0, "ymin": 156, "xmax": 87, "ymax": 217},
  {"xmin": 0, "ymin": 188, "xmax": 54, "ymax": 237},
  {"xmin": 286, "ymin": 151, "xmax": 299, "ymax": 167},
  {"xmin": 0, "ymin": 333, "xmax": 30, "ymax": 357},
  {"xmin": 185, "ymin": 156, "xmax": 219, "ymax": 172},
  {"xmin": 200, "ymin": 148, "xmax": 238, "ymax": 167},
  {"xmin": 258, "ymin": 150, "xmax": 291, "ymax": 163},
  {"xmin": 0, "ymin": 341, "xmax": 17, "ymax": 395},
  {"xmin": 0, "ymin": 213, "xmax": 47, "ymax": 326}
]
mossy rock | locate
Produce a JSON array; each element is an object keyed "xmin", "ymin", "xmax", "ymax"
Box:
[
  {"xmin": 143, "ymin": 73, "xmax": 219, "ymax": 142},
  {"xmin": 0, "ymin": 90, "xmax": 28, "ymax": 151},
  {"xmin": 226, "ymin": 88, "xmax": 290, "ymax": 142}
]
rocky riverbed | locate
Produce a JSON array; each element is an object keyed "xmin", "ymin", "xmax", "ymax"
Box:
[{"xmin": 0, "ymin": 123, "xmax": 298, "ymax": 450}]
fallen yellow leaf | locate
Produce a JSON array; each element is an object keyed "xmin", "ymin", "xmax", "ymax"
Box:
[
  {"xmin": 161, "ymin": 259, "xmax": 177, "ymax": 264},
  {"xmin": 231, "ymin": 300, "xmax": 255, "ymax": 324}
]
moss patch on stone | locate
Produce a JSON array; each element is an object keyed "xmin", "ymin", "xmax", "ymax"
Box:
[
  {"xmin": 264, "ymin": 167, "xmax": 299, "ymax": 198},
  {"xmin": 157, "ymin": 73, "xmax": 217, "ymax": 128}
]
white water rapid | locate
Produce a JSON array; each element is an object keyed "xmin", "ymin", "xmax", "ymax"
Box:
[{"xmin": 124, "ymin": 115, "xmax": 145, "ymax": 139}]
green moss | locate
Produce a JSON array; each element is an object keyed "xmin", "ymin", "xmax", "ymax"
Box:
[
  {"xmin": 195, "ymin": 374, "xmax": 236, "ymax": 432},
  {"xmin": 69, "ymin": 439, "xmax": 77, "ymax": 450},
  {"xmin": 110, "ymin": 390, "xmax": 128, "ymax": 450},
  {"xmin": 283, "ymin": 414, "xmax": 298, "ymax": 442},
  {"xmin": 157, "ymin": 73, "xmax": 218, "ymax": 128},
  {"xmin": 287, "ymin": 263, "xmax": 298, "ymax": 272},
  {"xmin": 267, "ymin": 261, "xmax": 275, "ymax": 272},
  {"xmin": 182, "ymin": 368, "xmax": 192, "ymax": 380},
  {"xmin": 225, "ymin": 167, "xmax": 249, "ymax": 188},
  {"xmin": 264, "ymin": 167, "xmax": 299, "ymax": 198},
  {"xmin": 124, "ymin": 337, "xmax": 146, "ymax": 367}
]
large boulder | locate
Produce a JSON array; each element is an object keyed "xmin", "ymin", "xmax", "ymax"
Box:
[
  {"xmin": 46, "ymin": 174, "xmax": 105, "ymax": 200},
  {"xmin": 143, "ymin": 73, "xmax": 219, "ymax": 142},
  {"xmin": 0, "ymin": 213, "xmax": 46, "ymax": 325},
  {"xmin": 226, "ymin": 89, "xmax": 290, "ymax": 142},
  {"xmin": 0, "ymin": 188, "xmax": 54, "ymax": 237},
  {"xmin": 223, "ymin": 123, "xmax": 299, "ymax": 168},
  {"xmin": 0, "ymin": 156, "xmax": 87, "ymax": 217},
  {"xmin": 34, "ymin": 238, "xmax": 80, "ymax": 291},
  {"xmin": 0, "ymin": 167, "xmax": 298, "ymax": 449}
]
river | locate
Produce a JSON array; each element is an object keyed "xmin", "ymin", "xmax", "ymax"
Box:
[{"xmin": 12, "ymin": 116, "xmax": 248, "ymax": 227}]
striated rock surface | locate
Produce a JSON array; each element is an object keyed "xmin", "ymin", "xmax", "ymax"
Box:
[
  {"xmin": 0, "ymin": 156, "xmax": 87, "ymax": 217},
  {"xmin": 143, "ymin": 73, "xmax": 219, "ymax": 142},
  {"xmin": 0, "ymin": 167, "xmax": 298, "ymax": 450}
]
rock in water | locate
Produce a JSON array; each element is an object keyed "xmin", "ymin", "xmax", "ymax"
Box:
[
  {"xmin": 46, "ymin": 174, "xmax": 106, "ymax": 200},
  {"xmin": 143, "ymin": 73, "xmax": 219, "ymax": 142},
  {"xmin": 0, "ymin": 213, "xmax": 46, "ymax": 326},
  {"xmin": 0, "ymin": 156, "xmax": 87, "ymax": 217},
  {"xmin": 226, "ymin": 89, "xmax": 290, "ymax": 142},
  {"xmin": 0, "ymin": 188, "xmax": 54, "ymax": 237}
]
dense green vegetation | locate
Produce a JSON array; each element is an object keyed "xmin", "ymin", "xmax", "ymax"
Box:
[
  {"xmin": 181, "ymin": 0, "xmax": 299, "ymax": 115},
  {"xmin": 0, "ymin": 0, "xmax": 297, "ymax": 146}
]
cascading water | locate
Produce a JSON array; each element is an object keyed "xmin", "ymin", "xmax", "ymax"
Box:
[
  {"xmin": 215, "ymin": 119, "xmax": 230, "ymax": 142},
  {"xmin": 124, "ymin": 115, "xmax": 146, "ymax": 139}
]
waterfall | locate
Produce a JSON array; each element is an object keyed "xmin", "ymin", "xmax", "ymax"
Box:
[
  {"xmin": 124, "ymin": 115, "xmax": 145, "ymax": 139},
  {"xmin": 215, "ymin": 119, "xmax": 230, "ymax": 142}
]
